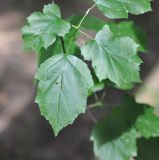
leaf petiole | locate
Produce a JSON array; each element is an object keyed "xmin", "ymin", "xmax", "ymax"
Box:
[
  {"xmin": 77, "ymin": 3, "xmax": 96, "ymax": 29},
  {"xmin": 60, "ymin": 37, "xmax": 66, "ymax": 53},
  {"xmin": 72, "ymin": 24, "xmax": 94, "ymax": 40},
  {"xmin": 87, "ymin": 101, "xmax": 103, "ymax": 109},
  {"xmin": 67, "ymin": 3, "xmax": 96, "ymax": 53}
]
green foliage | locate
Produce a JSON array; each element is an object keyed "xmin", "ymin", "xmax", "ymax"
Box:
[
  {"xmin": 92, "ymin": 128, "xmax": 138, "ymax": 160},
  {"xmin": 94, "ymin": 0, "xmax": 152, "ymax": 19},
  {"xmin": 21, "ymin": 0, "xmax": 158, "ymax": 160},
  {"xmin": 22, "ymin": 4, "xmax": 70, "ymax": 52},
  {"xmin": 35, "ymin": 54, "xmax": 93, "ymax": 135},
  {"xmin": 136, "ymin": 108, "xmax": 159, "ymax": 138},
  {"xmin": 81, "ymin": 25, "xmax": 142, "ymax": 89},
  {"xmin": 91, "ymin": 96, "xmax": 159, "ymax": 160}
]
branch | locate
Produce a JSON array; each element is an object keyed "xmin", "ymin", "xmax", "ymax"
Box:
[{"xmin": 87, "ymin": 109, "xmax": 97, "ymax": 123}]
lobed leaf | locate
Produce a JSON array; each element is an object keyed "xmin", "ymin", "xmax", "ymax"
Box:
[
  {"xmin": 91, "ymin": 128, "xmax": 138, "ymax": 160},
  {"xmin": 81, "ymin": 25, "xmax": 142, "ymax": 89},
  {"xmin": 91, "ymin": 96, "xmax": 159, "ymax": 160},
  {"xmin": 94, "ymin": 0, "xmax": 152, "ymax": 19},
  {"xmin": 21, "ymin": 4, "xmax": 71, "ymax": 52},
  {"xmin": 35, "ymin": 54, "xmax": 94, "ymax": 136}
]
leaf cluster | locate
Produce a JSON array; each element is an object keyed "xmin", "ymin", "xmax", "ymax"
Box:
[{"xmin": 21, "ymin": 1, "xmax": 157, "ymax": 160}]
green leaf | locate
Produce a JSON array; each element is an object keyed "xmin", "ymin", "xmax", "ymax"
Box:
[
  {"xmin": 35, "ymin": 54, "xmax": 94, "ymax": 136},
  {"xmin": 136, "ymin": 107, "xmax": 159, "ymax": 138},
  {"xmin": 91, "ymin": 96, "xmax": 159, "ymax": 160},
  {"xmin": 91, "ymin": 96, "xmax": 143, "ymax": 160},
  {"xmin": 108, "ymin": 21, "xmax": 148, "ymax": 53},
  {"xmin": 22, "ymin": 4, "xmax": 71, "ymax": 52},
  {"xmin": 81, "ymin": 25, "xmax": 142, "ymax": 89},
  {"xmin": 94, "ymin": 0, "xmax": 152, "ymax": 19},
  {"xmin": 91, "ymin": 128, "xmax": 138, "ymax": 160}
]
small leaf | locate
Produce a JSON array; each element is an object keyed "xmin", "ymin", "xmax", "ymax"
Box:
[
  {"xmin": 136, "ymin": 107, "xmax": 159, "ymax": 138},
  {"xmin": 91, "ymin": 128, "xmax": 138, "ymax": 160},
  {"xmin": 22, "ymin": 4, "xmax": 71, "ymax": 52},
  {"xmin": 94, "ymin": 0, "xmax": 152, "ymax": 19},
  {"xmin": 91, "ymin": 96, "xmax": 159, "ymax": 160},
  {"xmin": 35, "ymin": 54, "xmax": 94, "ymax": 136},
  {"xmin": 81, "ymin": 25, "xmax": 142, "ymax": 89},
  {"xmin": 91, "ymin": 96, "xmax": 143, "ymax": 160}
]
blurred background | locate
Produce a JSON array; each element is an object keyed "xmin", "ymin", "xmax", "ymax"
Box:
[{"xmin": 0, "ymin": 0, "xmax": 159, "ymax": 160}]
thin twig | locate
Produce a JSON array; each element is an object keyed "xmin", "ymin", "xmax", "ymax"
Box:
[
  {"xmin": 87, "ymin": 101, "xmax": 103, "ymax": 123},
  {"xmin": 101, "ymin": 90, "xmax": 106, "ymax": 102},
  {"xmin": 67, "ymin": 3, "xmax": 96, "ymax": 53},
  {"xmin": 72, "ymin": 25, "xmax": 94, "ymax": 40},
  {"xmin": 77, "ymin": 3, "xmax": 96, "ymax": 28},
  {"xmin": 87, "ymin": 101, "xmax": 103, "ymax": 109},
  {"xmin": 94, "ymin": 93, "xmax": 99, "ymax": 101},
  {"xmin": 78, "ymin": 29, "xmax": 94, "ymax": 40},
  {"xmin": 60, "ymin": 37, "xmax": 66, "ymax": 53},
  {"xmin": 87, "ymin": 109, "xmax": 97, "ymax": 123}
]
